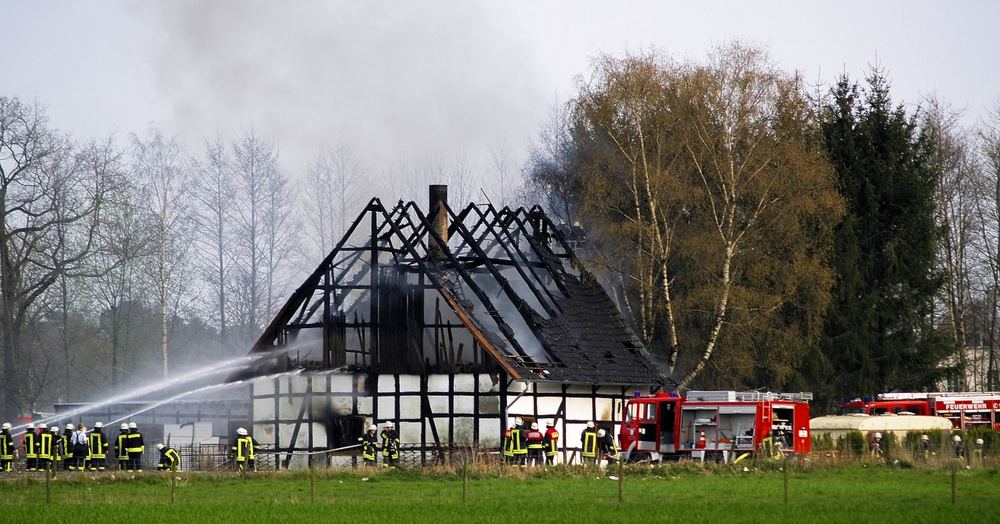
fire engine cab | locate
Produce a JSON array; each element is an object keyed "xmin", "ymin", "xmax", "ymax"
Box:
[
  {"xmin": 841, "ymin": 392, "xmax": 1000, "ymax": 430},
  {"xmin": 620, "ymin": 390, "xmax": 812, "ymax": 462}
]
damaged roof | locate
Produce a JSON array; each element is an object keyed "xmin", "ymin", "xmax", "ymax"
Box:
[{"xmin": 244, "ymin": 188, "xmax": 663, "ymax": 388}]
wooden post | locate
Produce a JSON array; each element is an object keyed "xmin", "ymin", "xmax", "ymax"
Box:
[
  {"xmin": 783, "ymin": 455, "xmax": 789, "ymax": 504},
  {"xmin": 45, "ymin": 465, "xmax": 52, "ymax": 503},
  {"xmin": 171, "ymin": 468, "xmax": 177, "ymax": 504},
  {"xmin": 951, "ymin": 463, "xmax": 957, "ymax": 505},
  {"xmin": 617, "ymin": 459, "xmax": 624, "ymax": 504},
  {"xmin": 462, "ymin": 455, "xmax": 469, "ymax": 503},
  {"xmin": 310, "ymin": 464, "xmax": 317, "ymax": 503}
]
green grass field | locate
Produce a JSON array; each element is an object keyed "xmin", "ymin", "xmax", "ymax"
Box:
[{"xmin": 1, "ymin": 463, "xmax": 997, "ymax": 523}]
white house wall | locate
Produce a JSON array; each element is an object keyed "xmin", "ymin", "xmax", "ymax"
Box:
[{"xmin": 252, "ymin": 371, "xmax": 651, "ymax": 468}]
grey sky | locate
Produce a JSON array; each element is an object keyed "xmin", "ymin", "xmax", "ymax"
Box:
[{"xmin": 4, "ymin": 0, "xmax": 998, "ymax": 191}]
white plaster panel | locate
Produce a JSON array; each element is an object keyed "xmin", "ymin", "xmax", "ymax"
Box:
[
  {"xmin": 452, "ymin": 417, "xmax": 474, "ymax": 445},
  {"xmin": 329, "ymin": 374, "xmax": 354, "ymax": 393},
  {"xmin": 311, "ymin": 374, "xmax": 329, "ymax": 392},
  {"xmin": 254, "ymin": 398, "xmax": 275, "ymax": 421},
  {"xmin": 356, "ymin": 395, "xmax": 372, "ymax": 416},
  {"xmin": 478, "ymin": 418, "xmax": 501, "ymax": 447},
  {"xmin": 428, "ymin": 418, "xmax": 449, "ymax": 442},
  {"xmin": 291, "ymin": 375, "xmax": 309, "ymax": 394},
  {"xmin": 565, "ymin": 423, "xmax": 587, "ymax": 448},
  {"xmin": 328, "ymin": 396, "xmax": 354, "ymax": 417},
  {"xmin": 378, "ymin": 374, "xmax": 397, "ymax": 392},
  {"xmin": 254, "ymin": 380, "xmax": 274, "ymax": 396},
  {"xmin": 535, "ymin": 382, "xmax": 563, "ymax": 395},
  {"xmin": 427, "ymin": 395, "xmax": 449, "ymax": 414},
  {"xmin": 478, "ymin": 374, "xmax": 499, "ymax": 393},
  {"xmin": 399, "ymin": 396, "xmax": 420, "ymax": 416},
  {"xmin": 427, "ymin": 375, "xmax": 450, "ymax": 393},
  {"xmin": 597, "ymin": 385, "xmax": 626, "ymax": 396},
  {"xmin": 311, "ymin": 423, "xmax": 327, "ymax": 448},
  {"xmin": 399, "ymin": 375, "xmax": 421, "ymax": 392},
  {"xmin": 535, "ymin": 397, "xmax": 562, "ymax": 415},
  {"xmin": 478, "ymin": 395, "xmax": 500, "ymax": 415},
  {"xmin": 506, "ymin": 393, "xmax": 534, "ymax": 414},
  {"xmin": 594, "ymin": 398, "xmax": 615, "ymax": 422},
  {"xmin": 565, "ymin": 397, "xmax": 594, "ymax": 421},
  {"xmin": 399, "ymin": 422, "xmax": 421, "ymax": 443},
  {"xmin": 454, "ymin": 374, "xmax": 475, "ymax": 393},
  {"xmin": 279, "ymin": 423, "xmax": 310, "ymax": 448},
  {"xmin": 452, "ymin": 395, "xmax": 474, "ymax": 414},
  {"xmin": 377, "ymin": 396, "xmax": 395, "ymax": 419},
  {"xmin": 254, "ymin": 423, "xmax": 274, "ymax": 445},
  {"xmin": 279, "ymin": 396, "xmax": 304, "ymax": 419}
]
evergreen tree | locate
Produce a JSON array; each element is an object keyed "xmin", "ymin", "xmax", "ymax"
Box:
[{"xmin": 806, "ymin": 71, "xmax": 955, "ymax": 412}]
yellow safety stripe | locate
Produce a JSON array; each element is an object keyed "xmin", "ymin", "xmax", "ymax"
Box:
[{"xmin": 582, "ymin": 432, "xmax": 597, "ymax": 457}]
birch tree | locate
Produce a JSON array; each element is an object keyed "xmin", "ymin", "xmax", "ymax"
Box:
[{"xmin": 192, "ymin": 139, "xmax": 235, "ymax": 351}]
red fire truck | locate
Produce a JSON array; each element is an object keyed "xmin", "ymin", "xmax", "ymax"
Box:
[
  {"xmin": 841, "ymin": 392, "xmax": 1000, "ymax": 430},
  {"xmin": 620, "ymin": 390, "xmax": 812, "ymax": 462}
]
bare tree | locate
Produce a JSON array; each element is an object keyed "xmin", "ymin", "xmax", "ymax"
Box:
[
  {"xmin": 0, "ymin": 97, "xmax": 115, "ymax": 415},
  {"xmin": 304, "ymin": 143, "xmax": 362, "ymax": 257},
  {"xmin": 131, "ymin": 129, "xmax": 192, "ymax": 379},
  {"xmin": 975, "ymin": 100, "xmax": 1000, "ymax": 390},
  {"xmin": 192, "ymin": 139, "xmax": 235, "ymax": 351}
]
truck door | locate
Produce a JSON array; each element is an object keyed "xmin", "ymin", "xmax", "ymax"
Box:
[{"xmin": 659, "ymin": 401, "xmax": 676, "ymax": 453}]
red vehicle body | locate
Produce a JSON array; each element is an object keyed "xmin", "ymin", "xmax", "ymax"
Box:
[
  {"xmin": 841, "ymin": 392, "xmax": 1000, "ymax": 430},
  {"xmin": 620, "ymin": 390, "xmax": 812, "ymax": 461}
]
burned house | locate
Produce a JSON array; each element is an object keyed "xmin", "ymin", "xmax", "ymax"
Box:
[{"xmin": 241, "ymin": 185, "xmax": 662, "ymax": 467}]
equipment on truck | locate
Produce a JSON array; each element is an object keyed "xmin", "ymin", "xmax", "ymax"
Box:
[
  {"xmin": 620, "ymin": 390, "xmax": 812, "ymax": 463},
  {"xmin": 841, "ymin": 392, "xmax": 1000, "ymax": 429}
]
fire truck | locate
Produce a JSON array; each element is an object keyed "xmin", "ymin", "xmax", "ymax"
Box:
[
  {"xmin": 620, "ymin": 390, "xmax": 812, "ymax": 462},
  {"xmin": 841, "ymin": 392, "xmax": 1000, "ymax": 430}
]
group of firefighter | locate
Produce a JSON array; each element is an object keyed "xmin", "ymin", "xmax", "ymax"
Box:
[
  {"xmin": 358, "ymin": 421, "xmax": 401, "ymax": 467},
  {"xmin": 867, "ymin": 431, "xmax": 986, "ymax": 462},
  {"xmin": 504, "ymin": 419, "xmax": 617, "ymax": 466},
  {"xmin": 0, "ymin": 421, "xmax": 261, "ymax": 474}
]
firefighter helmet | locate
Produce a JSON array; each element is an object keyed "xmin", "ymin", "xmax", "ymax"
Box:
[
  {"xmin": 586, "ymin": 421, "xmax": 595, "ymax": 429},
  {"xmin": 38, "ymin": 423, "xmax": 47, "ymax": 430},
  {"xmin": 953, "ymin": 435, "xmax": 962, "ymax": 442},
  {"xmin": 547, "ymin": 420, "xmax": 555, "ymax": 427},
  {"xmin": 237, "ymin": 427, "xmax": 248, "ymax": 436},
  {"xmin": 120, "ymin": 423, "xmax": 129, "ymax": 430},
  {"xmin": 0, "ymin": 423, "xmax": 9, "ymax": 430},
  {"xmin": 94, "ymin": 422, "xmax": 103, "ymax": 429},
  {"xmin": 531, "ymin": 422, "xmax": 539, "ymax": 430},
  {"xmin": 368, "ymin": 424, "xmax": 377, "ymax": 432},
  {"xmin": 66, "ymin": 423, "xmax": 75, "ymax": 431},
  {"xmin": 386, "ymin": 421, "xmax": 394, "ymax": 428},
  {"xmin": 27, "ymin": 423, "xmax": 34, "ymax": 430},
  {"xmin": 921, "ymin": 434, "xmax": 929, "ymax": 441},
  {"xmin": 156, "ymin": 443, "xmax": 164, "ymax": 450},
  {"xmin": 514, "ymin": 417, "xmax": 523, "ymax": 426},
  {"xmin": 128, "ymin": 422, "xmax": 138, "ymax": 429},
  {"xmin": 874, "ymin": 432, "xmax": 882, "ymax": 439},
  {"xmin": 50, "ymin": 426, "xmax": 59, "ymax": 433},
  {"xmin": 597, "ymin": 429, "xmax": 606, "ymax": 437},
  {"xmin": 975, "ymin": 438, "xmax": 984, "ymax": 445}
]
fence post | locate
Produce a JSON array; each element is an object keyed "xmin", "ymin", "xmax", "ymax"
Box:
[
  {"xmin": 951, "ymin": 462, "xmax": 957, "ymax": 505},
  {"xmin": 462, "ymin": 455, "xmax": 469, "ymax": 503},
  {"xmin": 310, "ymin": 463, "xmax": 317, "ymax": 503},
  {"xmin": 783, "ymin": 455, "xmax": 789, "ymax": 504},
  {"xmin": 45, "ymin": 465, "xmax": 52, "ymax": 503},
  {"xmin": 617, "ymin": 459, "xmax": 624, "ymax": 504},
  {"xmin": 171, "ymin": 467, "xmax": 177, "ymax": 504}
]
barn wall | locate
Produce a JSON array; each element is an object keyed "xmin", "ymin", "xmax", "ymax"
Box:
[{"xmin": 251, "ymin": 371, "xmax": 650, "ymax": 468}]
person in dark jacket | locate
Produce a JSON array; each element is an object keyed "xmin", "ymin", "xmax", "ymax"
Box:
[
  {"xmin": 380, "ymin": 421, "xmax": 400, "ymax": 468},
  {"xmin": 0, "ymin": 423, "xmax": 15, "ymax": 473},
  {"xmin": 116, "ymin": 423, "xmax": 130, "ymax": 471},
  {"xmin": 525, "ymin": 422, "xmax": 545, "ymax": 467},
  {"xmin": 156, "ymin": 443, "xmax": 180, "ymax": 471},
  {"xmin": 126, "ymin": 422, "xmax": 144, "ymax": 471},
  {"xmin": 62, "ymin": 424, "xmax": 75, "ymax": 470},
  {"xmin": 88, "ymin": 422, "xmax": 110, "ymax": 471},
  {"xmin": 581, "ymin": 421, "xmax": 598, "ymax": 464},
  {"xmin": 358, "ymin": 424, "xmax": 379, "ymax": 467},
  {"xmin": 23, "ymin": 423, "xmax": 37, "ymax": 472},
  {"xmin": 543, "ymin": 420, "xmax": 560, "ymax": 466},
  {"xmin": 598, "ymin": 428, "xmax": 618, "ymax": 466}
]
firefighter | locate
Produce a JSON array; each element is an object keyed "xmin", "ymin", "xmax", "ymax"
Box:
[
  {"xmin": 511, "ymin": 418, "xmax": 527, "ymax": 466},
  {"xmin": 0, "ymin": 423, "xmax": 15, "ymax": 473},
  {"xmin": 920, "ymin": 434, "xmax": 932, "ymax": 461},
  {"xmin": 23, "ymin": 423, "xmax": 37, "ymax": 471},
  {"xmin": 358, "ymin": 424, "xmax": 379, "ymax": 467},
  {"xmin": 525, "ymin": 422, "xmax": 544, "ymax": 467},
  {"xmin": 62, "ymin": 424, "xmax": 75, "ymax": 470},
  {"xmin": 88, "ymin": 422, "xmax": 109, "ymax": 471},
  {"xmin": 37, "ymin": 423, "xmax": 54, "ymax": 472},
  {"xmin": 581, "ymin": 421, "xmax": 598, "ymax": 464},
  {"xmin": 597, "ymin": 428, "xmax": 618, "ymax": 466},
  {"xmin": 543, "ymin": 420, "xmax": 559, "ymax": 465},
  {"xmin": 156, "ymin": 443, "xmax": 180, "ymax": 471},
  {"xmin": 126, "ymin": 422, "xmax": 144, "ymax": 471},
  {"xmin": 115, "ymin": 423, "xmax": 130, "ymax": 471},
  {"xmin": 869, "ymin": 432, "xmax": 883, "ymax": 458},
  {"xmin": 380, "ymin": 421, "xmax": 400, "ymax": 468},
  {"xmin": 49, "ymin": 426, "xmax": 63, "ymax": 470},
  {"xmin": 973, "ymin": 438, "xmax": 984, "ymax": 464},
  {"xmin": 502, "ymin": 420, "xmax": 514, "ymax": 464},
  {"xmin": 232, "ymin": 427, "xmax": 260, "ymax": 472},
  {"xmin": 953, "ymin": 435, "xmax": 966, "ymax": 460}
]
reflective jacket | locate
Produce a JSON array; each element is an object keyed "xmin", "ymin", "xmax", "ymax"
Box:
[
  {"xmin": 502, "ymin": 427, "xmax": 513, "ymax": 457},
  {"xmin": 511, "ymin": 426, "xmax": 527, "ymax": 455},
  {"xmin": 38, "ymin": 432, "xmax": 54, "ymax": 460},
  {"xmin": 599, "ymin": 433, "xmax": 618, "ymax": 456},
  {"xmin": 526, "ymin": 429, "xmax": 544, "ymax": 450},
  {"xmin": 160, "ymin": 447, "xmax": 181, "ymax": 469},
  {"xmin": 89, "ymin": 430, "xmax": 109, "ymax": 459},
  {"xmin": 544, "ymin": 428, "xmax": 559, "ymax": 457},
  {"xmin": 126, "ymin": 430, "xmax": 144, "ymax": 453},
  {"xmin": 581, "ymin": 428, "xmax": 598, "ymax": 458},
  {"xmin": 51, "ymin": 430, "xmax": 64, "ymax": 460},
  {"xmin": 0, "ymin": 431, "xmax": 14, "ymax": 459},
  {"xmin": 116, "ymin": 432, "xmax": 130, "ymax": 460},
  {"xmin": 23, "ymin": 431, "xmax": 37, "ymax": 459},
  {"xmin": 61, "ymin": 431, "xmax": 72, "ymax": 460},
  {"xmin": 380, "ymin": 429, "xmax": 399, "ymax": 459},
  {"xmin": 232, "ymin": 436, "xmax": 259, "ymax": 462},
  {"xmin": 358, "ymin": 432, "xmax": 378, "ymax": 461}
]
